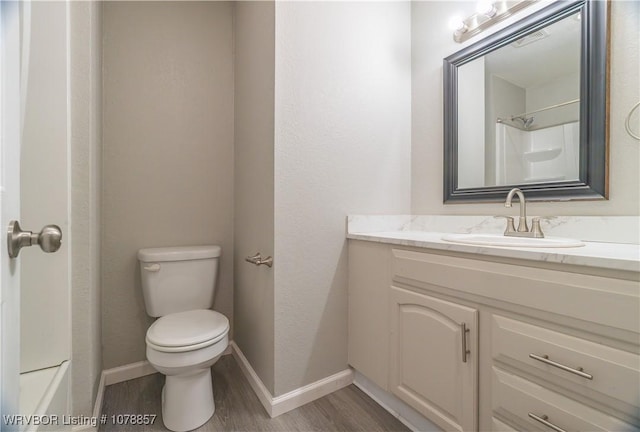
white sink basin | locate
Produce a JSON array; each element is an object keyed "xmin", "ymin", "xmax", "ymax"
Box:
[{"xmin": 442, "ymin": 234, "xmax": 585, "ymax": 248}]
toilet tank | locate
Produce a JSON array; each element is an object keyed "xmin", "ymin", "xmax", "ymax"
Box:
[{"xmin": 138, "ymin": 245, "xmax": 221, "ymax": 317}]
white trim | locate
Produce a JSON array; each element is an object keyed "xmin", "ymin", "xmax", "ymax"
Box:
[
  {"xmin": 102, "ymin": 360, "xmax": 157, "ymax": 386},
  {"xmin": 90, "ymin": 345, "xmax": 355, "ymax": 422},
  {"xmin": 230, "ymin": 341, "xmax": 274, "ymax": 416},
  {"xmin": 352, "ymin": 371, "xmax": 441, "ymax": 432},
  {"xmin": 271, "ymin": 369, "xmax": 353, "ymax": 417},
  {"xmin": 230, "ymin": 341, "xmax": 354, "ymax": 418},
  {"xmin": 92, "ymin": 370, "xmax": 106, "ymax": 419},
  {"xmin": 90, "ymin": 351, "xmax": 235, "ymax": 420},
  {"xmin": 1, "ymin": 0, "xmax": 25, "ymax": 419},
  {"xmin": 84, "ymin": 359, "xmax": 157, "ymax": 430}
]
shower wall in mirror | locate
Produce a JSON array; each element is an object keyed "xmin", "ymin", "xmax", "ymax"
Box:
[
  {"xmin": 458, "ymin": 13, "xmax": 581, "ymax": 188},
  {"xmin": 444, "ymin": 0, "xmax": 609, "ymax": 203}
]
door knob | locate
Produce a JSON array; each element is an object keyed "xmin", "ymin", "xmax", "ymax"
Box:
[{"xmin": 7, "ymin": 220, "xmax": 62, "ymax": 258}]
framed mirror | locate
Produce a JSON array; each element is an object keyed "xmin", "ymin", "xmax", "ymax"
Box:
[{"xmin": 443, "ymin": 0, "xmax": 609, "ymax": 203}]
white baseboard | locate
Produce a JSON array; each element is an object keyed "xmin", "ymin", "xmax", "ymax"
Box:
[
  {"xmin": 352, "ymin": 371, "xmax": 441, "ymax": 432},
  {"xmin": 89, "ymin": 359, "xmax": 157, "ymax": 421},
  {"xmin": 271, "ymin": 368, "xmax": 353, "ymax": 417},
  {"xmin": 230, "ymin": 341, "xmax": 354, "ymax": 418},
  {"xmin": 92, "ymin": 349, "xmax": 235, "ymax": 419},
  {"xmin": 102, "ymin": 360, "xmax": 157, "ymax": 386},
  {"xmin": 91, "ymin": 344, "xmax": 354, "ymax": 421},
  {"xmin": 230, "ymin": 341, "xmax": 274, "ymax": 415},
  {"xmin": 91, "ymin": 370, "xmax": 106, "ymax": 419},
  {"xmin": 222, "ymin": 344, "xmax": 232, "ymax": 356},
  {"xmin": 70, "ymin": 375, "xmax": 105, "ymax": 432}
]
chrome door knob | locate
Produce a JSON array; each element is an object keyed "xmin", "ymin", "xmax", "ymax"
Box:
[{"xmin": 7, "ymin": 220, "xmax": 62, "ymax": 258}]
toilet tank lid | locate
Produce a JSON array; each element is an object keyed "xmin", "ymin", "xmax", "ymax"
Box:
[{"xmin": 138, "ymin": 245, "xmax": 221, "ymax": 262}]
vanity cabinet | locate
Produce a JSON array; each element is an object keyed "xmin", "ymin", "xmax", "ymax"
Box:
[
  {"xmin": 389, "ymin": 286, "xmax": 477, "ymax": 432},
  {"xmin": 347, "ymin": 241, "xmax": 392, "ymax": 390},
  {"xmin": 347, "ymin": 240, "xmax": 640, "ymax": 432}
]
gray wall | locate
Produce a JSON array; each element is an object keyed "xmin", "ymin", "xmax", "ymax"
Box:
[
  {"xmin": 71, "ymin": 0, "xmax": 102, "ymax": 416},
  {"xmin": 232, "ymin": 2, "xmax": 412, "ymax": 397},
  {"xmin": 102, "ymin": 1, "xmax": 234, "ymax": 369},
  {"xmin": 233, "ymin": 2, "xmax": 276, "ymax": 394},
  {"xmin": 411, "ymin": 0, "xmax": 640, "ymax": 215},
  {"xmin": 273, "ymin": 1, "xmax": 412, "ymax": 396}
]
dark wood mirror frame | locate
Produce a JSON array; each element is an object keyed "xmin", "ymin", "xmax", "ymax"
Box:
[{"xmin": 443, "ymin": 0, "xmax": 609, "ymax": 203}]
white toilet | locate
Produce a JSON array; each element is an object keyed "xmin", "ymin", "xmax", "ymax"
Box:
[{"xmin": 138, "ymin": 245, "xmax": 229, "ymax": 432}]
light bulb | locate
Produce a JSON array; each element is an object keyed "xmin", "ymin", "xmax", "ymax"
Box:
[
  {"xmin": 476, "ymin": 1, "xmax": 497, "ymax": 18},
  {"xmin": 448, "ymin": 16, "xmax": 467, "ymax": 33}
]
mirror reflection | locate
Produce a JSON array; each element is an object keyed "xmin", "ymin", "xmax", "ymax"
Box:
[{"xmin": 457, "ymin": 11, "xmax": 582, "ymax": 189}]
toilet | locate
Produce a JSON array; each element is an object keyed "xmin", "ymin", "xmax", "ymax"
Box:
[{"xmin": 138, "ymin": 245, "xmax": 229, "ymax": 432}]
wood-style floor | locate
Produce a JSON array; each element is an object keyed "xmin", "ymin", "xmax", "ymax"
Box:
[{"xmin": 99, "ymin": 355, "xmax": 410, "ymax": 432}]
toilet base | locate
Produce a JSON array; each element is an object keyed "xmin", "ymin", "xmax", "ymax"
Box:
[{"xmin": 162, "ymin": 368, "xmax": 215, "ymax": 432}]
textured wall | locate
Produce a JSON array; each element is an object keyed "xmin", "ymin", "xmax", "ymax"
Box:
[
  {"xmin": 411, "ymin": 1, "xmax": 640, "ymax": 215},
  {"xmin": 70, "ymin": 0, "xmax": 102, "ymax": 416},
  {"xmin": 102, "ymin": 2, "xmax": 234, "ymax": 369},
  {"xmin": 273, "ymin": 1, "xmax": 412, "ymax": 396},
  {"xmin": 233, "ymin": 1, "xmax": 276, "ymax": 394}
]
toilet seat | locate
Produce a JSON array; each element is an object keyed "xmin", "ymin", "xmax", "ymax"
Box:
[{"xmin": 146, "ymin": 309, "xmax": 229, "ymax": 353}]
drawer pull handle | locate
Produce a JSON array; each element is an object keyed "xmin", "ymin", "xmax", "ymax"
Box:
[
  {"xmin": 461, "ymin": 323, "xmax": 470, "ymax": 363},
  {"xmin": 528, "ymin": 413, "xmax": 567, "ymax": 432},
  {"xmin": 529, "ymin": 353, "xmax": 593, "ymax": 380}
]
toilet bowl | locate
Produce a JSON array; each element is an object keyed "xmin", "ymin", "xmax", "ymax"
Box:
[
  {"xmin": 146, "ymin": 309, "xmax": 229, "ymax": 432},
  {"xmin": 138, "ymin": 245, "xmax": 228, "ymax": 432}
]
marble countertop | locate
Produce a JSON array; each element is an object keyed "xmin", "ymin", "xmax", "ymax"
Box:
[{"xmin": 347, "ymin": 216, "xmax": 640, "ymax": 273}]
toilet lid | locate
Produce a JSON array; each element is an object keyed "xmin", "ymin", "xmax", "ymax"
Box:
[{"xmin": 146, "ymin": 309, "xmax": 229, "ymax": 348}]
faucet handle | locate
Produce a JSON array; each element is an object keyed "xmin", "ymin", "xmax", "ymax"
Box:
[
  {"xmin": 530, "ymin": 216, "xmax": 555, "ymax": 238},
  {"xmin": 494, "ymin": 215, "xmax": 516, "ymax": 235}
]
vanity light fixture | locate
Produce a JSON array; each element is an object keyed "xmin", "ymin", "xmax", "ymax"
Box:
[{"xmin": 453, "ymin": 0, "xmax": 538, "ymax": 43}]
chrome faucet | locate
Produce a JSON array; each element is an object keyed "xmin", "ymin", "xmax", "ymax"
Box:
[{"xmin": 496, "ymin": 188, "xmax": 545, "ymax": 238}]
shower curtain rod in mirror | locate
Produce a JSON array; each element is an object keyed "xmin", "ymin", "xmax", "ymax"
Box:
[{"xmin": 508, "ymin": 98, "xmax": 580, "ymax": 120}]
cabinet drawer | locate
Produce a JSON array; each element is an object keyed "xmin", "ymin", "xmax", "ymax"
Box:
[
  {"xmin": 492, "ymin": 314, "xmax": 640, "ymax": 410},
  {"xmin": 391, "ymin": 249, "xmax": 640, "ymax": 334},
  {"xmin": 491, "ymin": 417, "xmax": 517, "ymax": 431},
  {"xmin": 492, "ymin": 367, "xmax": 635, "ymax": 431}
]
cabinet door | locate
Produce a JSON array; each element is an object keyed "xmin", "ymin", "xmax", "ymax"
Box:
[{"xmin": 390, "ymin": 286, "xmax": 478, "ymax": 432}]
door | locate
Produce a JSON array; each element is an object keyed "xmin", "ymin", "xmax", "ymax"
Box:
[
  {"xmin": 389, "ymin": 286, "xmax": 478, "ymax": 432},
  {"xmin": 1, "ymin": 0, "xmax": 24, "ymax": 418},
  {"xmin": 19, "ymin": 0, "xmax": 69, "ymax": 374},
  {"xmin": 1, "ymin": 0, "xmax": 69, "ymax": 421}
]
